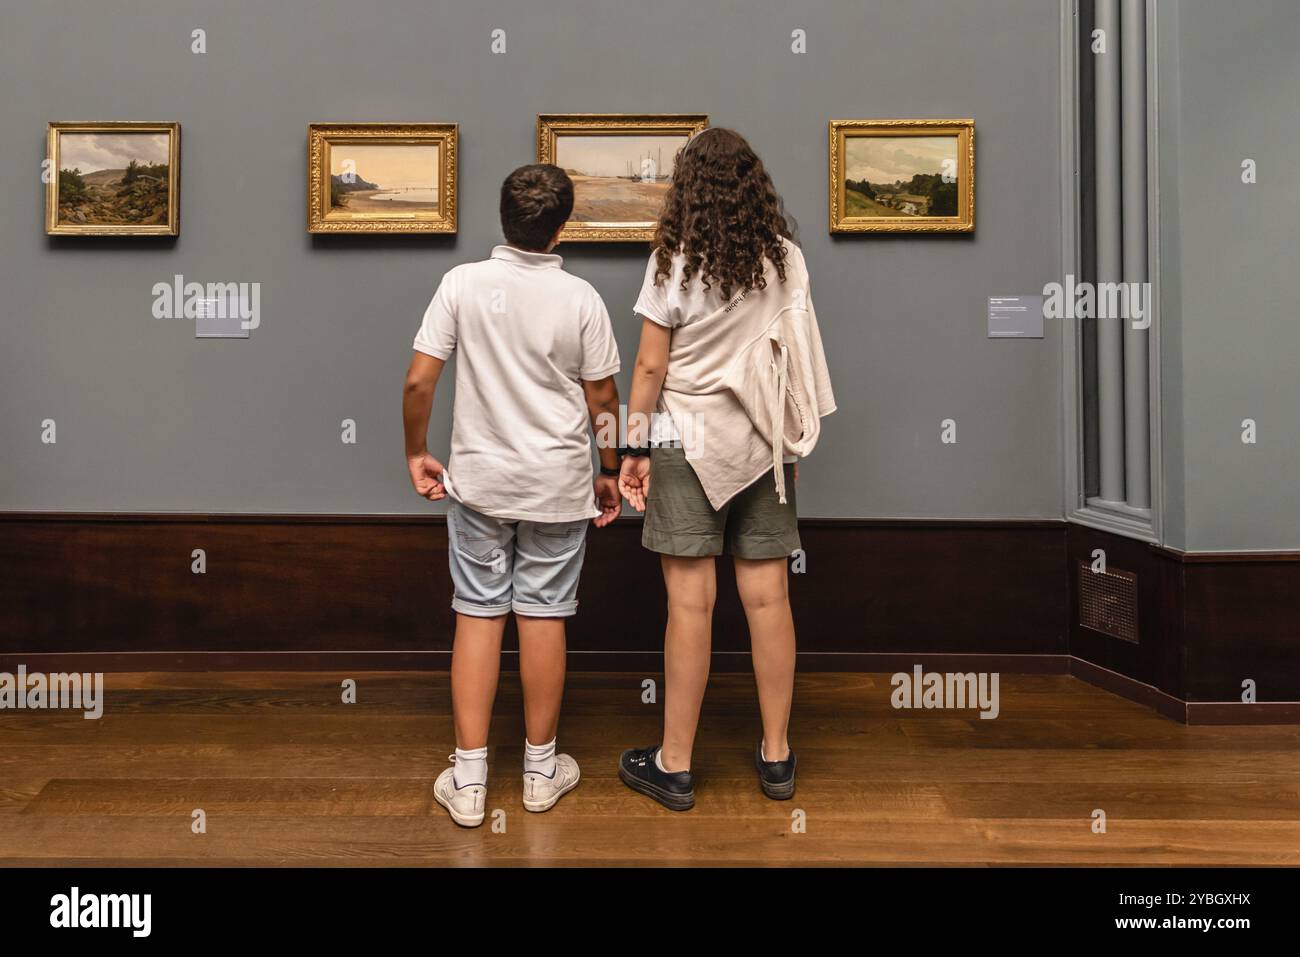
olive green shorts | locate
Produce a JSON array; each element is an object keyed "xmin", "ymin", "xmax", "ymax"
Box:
[{"xmin": 641, "ymin": 446, "xmax": 800, "ymax": 560}]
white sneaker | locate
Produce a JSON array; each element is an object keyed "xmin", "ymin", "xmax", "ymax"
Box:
[
  {"xmin": 434, "ymin": 764, "xmax": 486, "ymax": 827},
  {"xmin": 522, "ymin": 753, "xmax": 581, "ymax": 812}
]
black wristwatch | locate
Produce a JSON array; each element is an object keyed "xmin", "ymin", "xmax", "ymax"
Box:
[
  {"xmin": 619, "ymin": 445, "xmax": 651, "ymax": 458},
  {"xmin": 599, "ymin": 464, "xmax": 622, "ymax": 477}
]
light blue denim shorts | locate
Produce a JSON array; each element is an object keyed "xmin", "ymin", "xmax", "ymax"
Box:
[{"xmin": 446, "ymin": 501, "xmax": 589, "ymax": 618}]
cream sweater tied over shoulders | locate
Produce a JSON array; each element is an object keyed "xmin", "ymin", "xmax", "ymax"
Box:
[{"xmin": 651, "ymin": 240, "xmax": 837, "ymax": 509}]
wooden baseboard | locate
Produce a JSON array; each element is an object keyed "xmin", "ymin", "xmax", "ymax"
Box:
[
  {"xmin": 1070, "ymin": 655, "xmax": 1300, "ymax": 727},
  {"xmin": 1184, "ymin": 701, "xmax": 1300, "ymax": 725},
  {"xmin": 0, "ymin": 649, "xmax": 1071, "ymax": 675},
  {"xmin": 4, "ymin": 644, "xmax": 1297, "ymax": 725},
  {"xmin": 1067, "ymin": 655, "xmax": 1188, "ymax": 722}
]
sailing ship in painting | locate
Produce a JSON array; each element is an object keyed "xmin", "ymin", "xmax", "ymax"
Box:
[{"xmin": 556, "ymin": 134, "xmax": 687, "ymax": 224}]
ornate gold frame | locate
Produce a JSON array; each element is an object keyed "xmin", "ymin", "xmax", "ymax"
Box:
[
  {"xmin": 537, "ymin": 113, "xmax": 708, "ymax": 242},
  {"xmin": 828, "ymin": 119, "xmax": 975, "ymax": 234},
  {"xmin": 46, "ymin": 122, "xmax": 181, "ymax": 236},
  {"xmin": 308, "ymin": 123, "xmax": 458, "ymax": 234}
]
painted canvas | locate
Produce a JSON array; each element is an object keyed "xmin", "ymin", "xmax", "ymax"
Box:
[
  {"xmin": 47, "ymin": 123, "xmax": 180, "ymax": 236},
  {"xmin": 538, "ymin": 115, "xmax": 708, "ymax": 241},
  {"xmin": 829, "ymin": 120, "xmax": 974, "ymax": 233},
  {"xmin": 330, "ymin": 143, "xmax": 440, "ymax": 215},
  {"xmin": 308, "ymin": 124, "xmax": 457, "ymax": 234}
]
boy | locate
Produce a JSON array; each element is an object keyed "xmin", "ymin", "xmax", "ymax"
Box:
[{"xmin": 402, "ymin": 164, "xmax": 622, "ymax": 827}]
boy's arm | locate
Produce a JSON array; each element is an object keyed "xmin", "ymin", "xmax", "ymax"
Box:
[
  {"xmin": 581, "ymin": 375, "xmax": 621, "ymax": 474},
  {"xmin": 582, "ymin": 375, "xmax": 622, "ymax": 527},
  {"xmin": 403, "ymin": 351, "xmax": 447, "ymax": 500}
]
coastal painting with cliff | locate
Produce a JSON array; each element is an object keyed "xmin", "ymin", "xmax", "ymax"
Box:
[
  {"xmin": 327, "ymin": 143, "xmax": 441, "ymax": 220},
  {"xmin": 56, "ymin": 131, "xmax": 172, "ymax": 227}
]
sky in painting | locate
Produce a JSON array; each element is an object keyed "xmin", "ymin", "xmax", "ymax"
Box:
[
  {"xmin": 59, "ymin": 132, "xmax": 169, "ymax": 172},
  {"xmin": 555, "ymin": 134, "xmax": 689, "ymax": 178},
  {"xmin": 329, "ymin": 144, "xmax": 439, "ymax": 189},
  {"xmin": 845, "ymin": 135, "xmax": 957, "ymax": 184}
]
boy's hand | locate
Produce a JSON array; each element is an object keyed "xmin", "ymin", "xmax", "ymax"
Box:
[
  {"xmin": 407, "ymin": 452, "xmax": 447, "ymax": 500},
  {"xmin": 619, "ymin": 455, "xmax": 651, "ymax": 513},
  {"xmin": 593, "ymin": 474, "xmax": 621, "ymax": 528}
]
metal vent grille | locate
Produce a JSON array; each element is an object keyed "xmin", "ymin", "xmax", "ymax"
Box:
[{"xmin": 1078, "ymin": 561, "xmax": 1139, "ymax": 643}]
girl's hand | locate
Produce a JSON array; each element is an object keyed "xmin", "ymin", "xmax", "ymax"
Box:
[{"xmin": 619, "ymin": 455, "xmax": 651, "ymax": 512}]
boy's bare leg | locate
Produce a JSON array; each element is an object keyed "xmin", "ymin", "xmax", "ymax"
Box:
[
  {"xmin": 516, "ymin": 614, "xmax": 567, "ymax": 745},
  {"xmin": 660, "ymin": 555, "xmax": 717, "ymax": 771},
  {"xmin": 734, "ymin": 557, "xmax": 795, "ymax": 762},
  {"xmin": 451, "ymin": 612, "xmax": 508, "ymax": 749}
]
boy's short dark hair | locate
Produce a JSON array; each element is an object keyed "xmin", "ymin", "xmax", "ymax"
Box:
[{"xmin": 499, "ymin": 164, "xmax": 574, "ymax": 251}]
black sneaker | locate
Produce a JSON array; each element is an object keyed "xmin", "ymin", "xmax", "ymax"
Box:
[
  {"xmin": 618, "ymin": 746, "xmax": 695, "ymax": 811},
  {"xmin": 755, "ymin": 742, "xmax": 797, "ymax": 800}
]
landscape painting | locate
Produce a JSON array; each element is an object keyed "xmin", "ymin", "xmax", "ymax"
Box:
[
  {"xmin": 829, "ymin": 120, "xmax": 974, "ymax": 233},
  {"xmin": 330, "ymin": 144, "xmax": 440, "ymax": 214},
  {"xmin": 46, "ymin": 123, "xmax": 180, "ymax": 236},
  {"xmin": 538, "ymin": 114, "xmax": 708, "ymax": 241},
  {"xmin": 308, "ymin": 124, "xmax": 457, "ymax": 234},
  {"xmin": 557, "ymin": 134, "xmax": 688, "ymax": 223}
]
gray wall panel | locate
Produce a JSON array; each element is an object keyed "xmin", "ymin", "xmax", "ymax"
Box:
[
  {"xmin": 1158, "ymin": 0, "xmax": 1300, "ymax": 550},
  {"xmin": 0, "ymin": 0, "xmax": 1064, "ymax": 517}
]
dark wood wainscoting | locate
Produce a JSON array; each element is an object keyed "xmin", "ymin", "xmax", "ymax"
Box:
[
  {"xmin": 1181, "ymin": 556, "xmax": 1300, "ymax": 707},
  {"xmin": 1066, "ymin": 524, "xmax": 1184, "ymax": 698},
  {"xmin": 0, "ymin": 514, "xmax": 1066, "ymax": 665},
  {"xmin": 1067, "ymin": 523, "xmax": 1300, "ymax": 712}
]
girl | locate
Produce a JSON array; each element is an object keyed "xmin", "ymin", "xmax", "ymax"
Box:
[{"xmin": 617, "ymin": 128, "xmax": 836, "ymax": 810}]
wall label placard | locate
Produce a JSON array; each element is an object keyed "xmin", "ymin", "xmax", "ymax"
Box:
[
  {"xmin": 195, "ymin": 298, "xmax": 250, "ymax": 339},
  {"xmin": 988, "ymin": 295, "xmax": 1044, "ymax": 339}
]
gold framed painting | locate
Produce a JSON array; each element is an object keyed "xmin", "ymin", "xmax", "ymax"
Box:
[
  {"xmin": 308, "ymin": 123, "xmax": 457, "ymax": 234},
  {"xmin": 829, "ymin": 119, "xmax": 974, "ymax": 233},
  {"xmin": 537, "ymin": 113, "xmax": 709, "ymax": 242},
  {"xmin": 46, "ymin": 122, "xmax": 180, "ymax": 236}
]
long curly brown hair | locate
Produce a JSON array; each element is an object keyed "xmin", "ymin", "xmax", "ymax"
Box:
[{"xmin": 653, "ymin": 128, "xmax": 794, "ymax": 300}]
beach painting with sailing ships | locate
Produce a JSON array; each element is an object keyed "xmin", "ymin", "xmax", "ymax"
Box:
[{"xmin": 537, "ymin": 114, "xmax": 708, "ymax": 241}]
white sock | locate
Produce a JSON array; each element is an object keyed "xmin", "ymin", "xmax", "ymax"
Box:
[
  {"xmin": 654, "ymin": 748, "xmax": 685, "ymax": 773},
  {"xmin": 453, "ymin": 746, "xmax": 488, "ymax": 788},
  {"xmin": 761, "ymin": 742, "xmax": 788, "ymax": 763},
  {"xmin": 524, "ymin": 738, "xmax": 557, "ymax": 777}
]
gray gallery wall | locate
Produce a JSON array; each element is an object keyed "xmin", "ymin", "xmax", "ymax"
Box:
[
  {"xmin": 0, "ymin": 0, "xmax": 1064, "ymax": 518},
  {"xmin": 1156, "ymin": 0, "xmax": 1300, "ymax": 551}
]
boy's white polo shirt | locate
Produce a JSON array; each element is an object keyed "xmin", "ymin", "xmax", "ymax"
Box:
[{"xmin": 414, "ymin": 244, "xmax": 620, "ymax": 523}]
